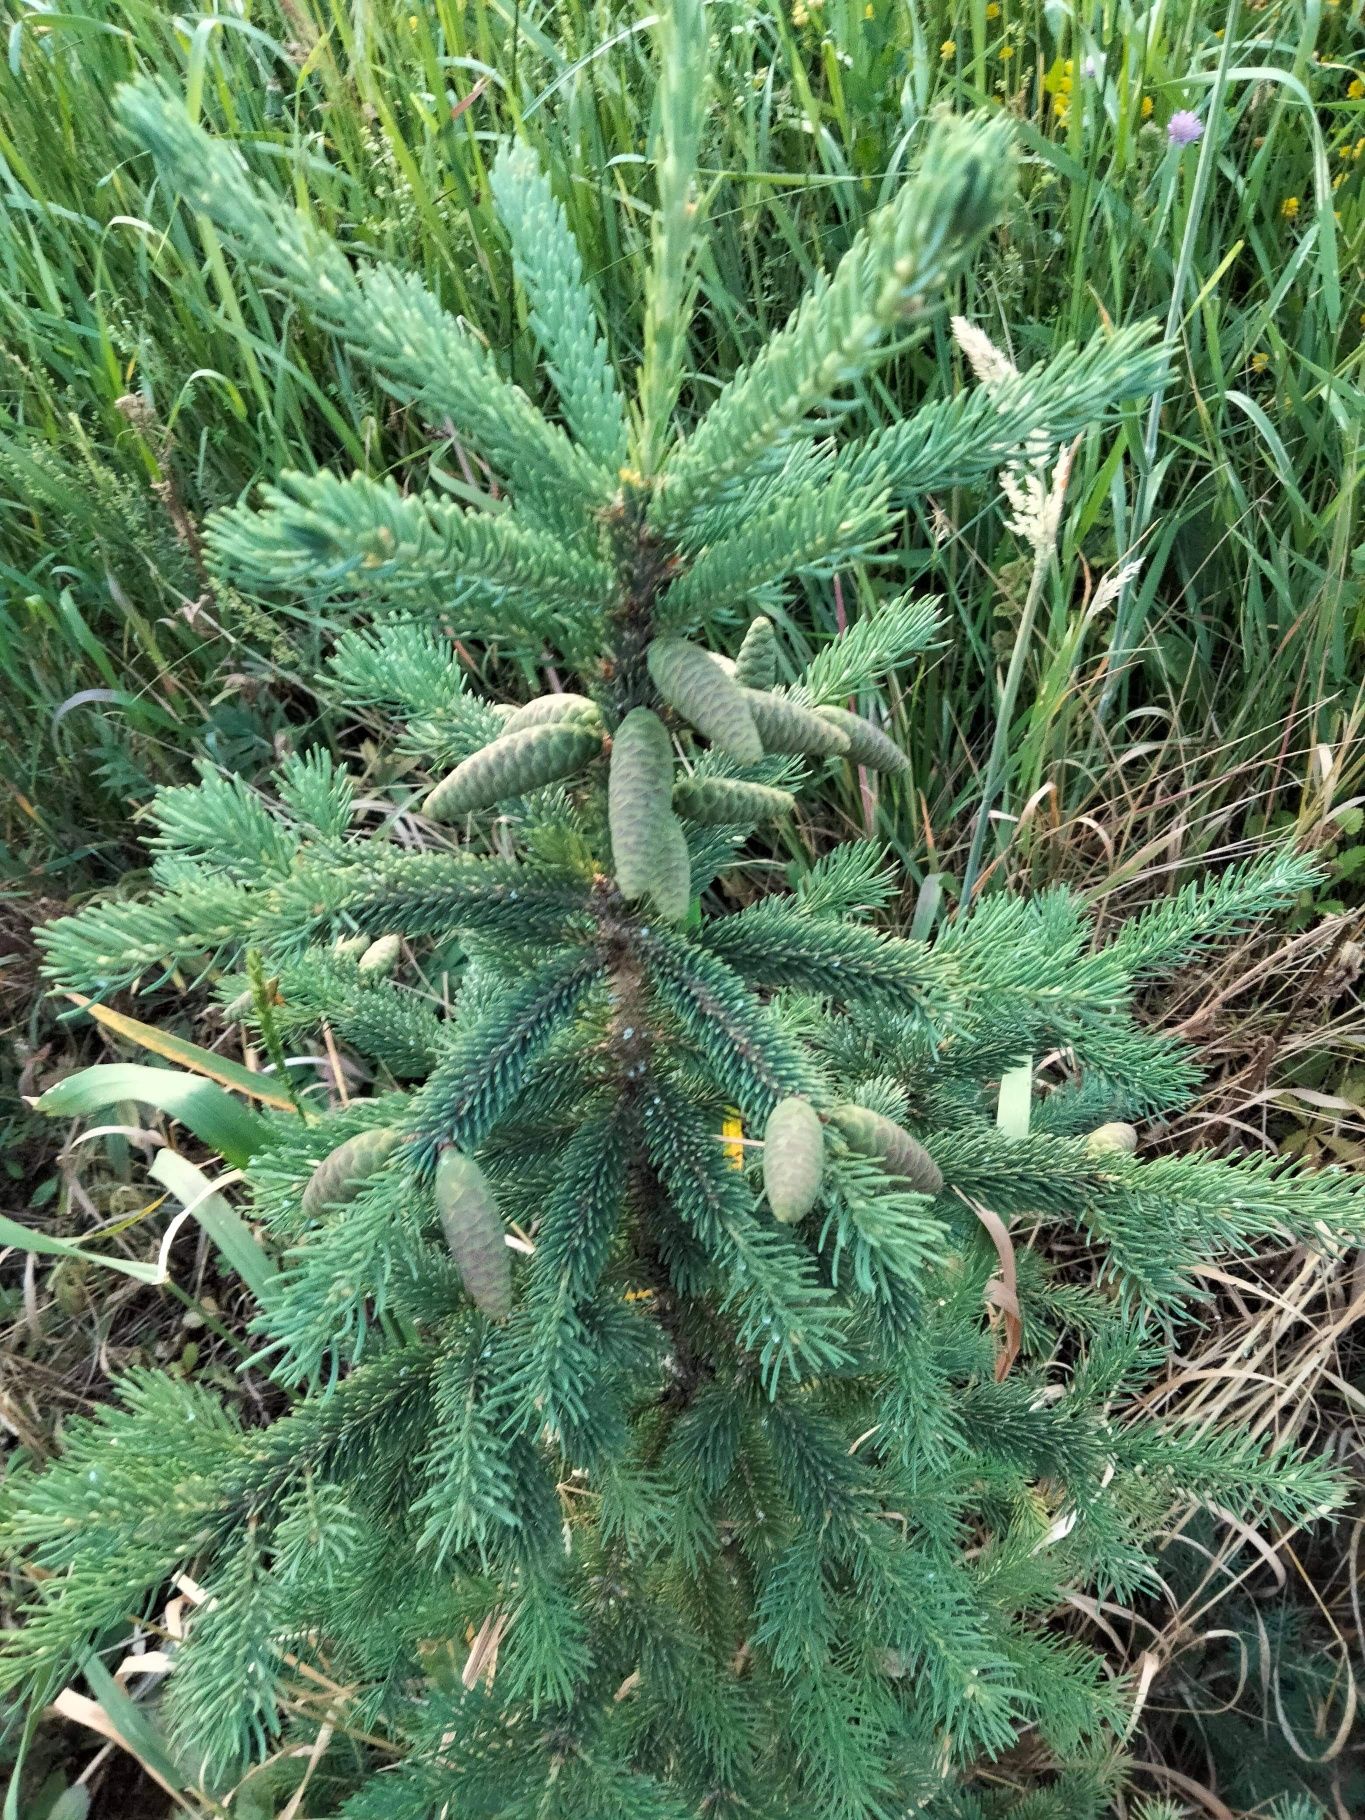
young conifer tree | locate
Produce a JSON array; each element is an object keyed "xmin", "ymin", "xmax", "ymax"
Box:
[{"xmin": 12, "ymin": 12, "xmax": 1365, "ymax": 1818}]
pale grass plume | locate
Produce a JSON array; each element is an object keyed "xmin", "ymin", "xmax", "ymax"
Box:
[
  {"xmin": 999, "ymin": 441, "xmax": 1077, "ymax": 558},
  {"xmin": 927, "ymin": 498, "xmax": 955, "ymax": 547},
  {"xmin": 1091, "ymin": 557, "xmax": 1144, "ymax": 618},
  {"xmin": 952, "ymin": 313, "xmax": 1049, "ymax": 473},
  {"xmin": 950, "ymin": 314, "xmax": 1018, "ymax": 391}
]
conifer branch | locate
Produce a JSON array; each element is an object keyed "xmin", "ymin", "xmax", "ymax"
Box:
[
  {"xmin": 318, "ymin": 852, "xmax": 594, "ymax": 947},
  {"xmin": 411, "ymin": 950, "xmax": 606, "ymax": 1156},
  {"xmin": 701, "ymin": 900, "xmax": 948, "ymax": 1018},
  {"xmin": 663, "ymin": 462, "xmax": 894, "ymax": 619},
  {"xmin": 850, "ymin": 320, "xmax": 1168, "ymax": 503},
  {"xmin": 639, "ymin": 927, "xmax": 823, "ymax": 1119},
  {"xmin": 274, "ymin": 746, "xmax": 356, "ymax": 839},
  {"xmin": 636, "ymin": 0, "xmax": 711, "ymax": 474},
  {"xmin": 117, "ymin": 82, "xmax": 612, "ymax": 517},
  {"xmin": 1113, "ymin": 1422, "xmax": 1345, "ymax": 1527},
  {"xmin": 412, "ymin": 1335, "xmax": 519, "ymax": 1565},
  {"xmin": 147, "ymin": 761, "xmax": 298, "ymax": 878},
  {"xmin": 235, "ymin": 1341, "xmax": 443, "ymax": 1510},
  {"xmin": 163, "ymin": 1535, "xmax": 287, "ymax": 1782},
  {"xmin": 1100, "ymin": 848, "xmax": 1321, "ymax": 980},
  {"xmin": 37, "ymin": 854, "xmax": 590, "ymax": 995},
  {"xmin": 220, "ymin": 953, "xmax": 442, "ymax": 1080},
  {"xmin": 796, "ymin": 591, "xmax": 942, "ymax": 706},
  {"xmin": 37, "ymin": 879, "xmax": 267, "ymax": 994},
  {"xmin": 207, "ymin": 470, "xmax": 612, "ymax": 643},
  {"xmin": 655, "ymin": 111, "xmax": 1015, "ymax": 525},
  {"xmin": 490, "ymin": 141, "xmax": 629, "ymax": 472},
  {"xmin": 499, "ymin": 1109, "xmax": 632, "ymax": 1441},
  {"xmin": 639, "ymin": 1079, "xmax": 852, "ymax": 1389}
]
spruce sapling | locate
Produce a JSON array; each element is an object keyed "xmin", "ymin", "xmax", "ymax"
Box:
[{"xmin": 13, "ymin": 12, "xmax": 1363, "ymax": 1818}]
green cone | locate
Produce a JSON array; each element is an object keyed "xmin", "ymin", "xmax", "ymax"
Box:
[
  {"xmin": 763, "ymin": 1097, "xmax": 825, "ymax": 1223},
  {"xmin": 830, "ymin": 1103, "xmax": 942, "ymax": 1195},
  {"xmin": 424, "ymin": 722, "xmax": 602, "ymax": 820},
  {"xmin": 647, "ymin": 637, "xmax": 763, "ymax": 763},
  {"xmin": 609, "ymin": 708, "xmax": 675, "ymax": 900},
  {"xmin": 436, "ymin": 1146, "xmax": 512, "ymax": 1321},
  {"xmin": 302, "ymin": 1128, "xmax": 402, "ymax": 1218}
]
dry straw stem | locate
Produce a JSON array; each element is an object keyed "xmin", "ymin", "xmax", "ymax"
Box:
[{"xmin": 959, "ymin": 434, "xmax": 1081, "ymax": 906}]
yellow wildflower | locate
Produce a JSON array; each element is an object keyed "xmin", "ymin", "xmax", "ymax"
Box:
[
  {"xmin": 864, "ymin": 2, "xmax": 875, "ymax": 15},
  {"xmin": 1349, "ymin": 76, "xmax": 1365, "ymax": 100},
  {"xmin": 721, "ymin": 1111, "xmax": 745, "ymax": 1171},
  {"xmin": 1280, "ymin": 195, "xmax": 1300, "ymax": 220},
  {"xmin": 1333, "ymin": 170, "xmax": 1347, "ymax": 190},
  {"xmin": 1356, "ymin": 137, "xmax": 1365, "ymax": 157},
  {"xmin": 941, "ymin": 38, "xmax": 956, "ymax": 57},
  {"xmin": 1141, "ymin": 95, "xmax": 1154, "ymax": 119},
  {"xmin": 1250, "ymin": 352, "xmax": 1269, "ymax": 372},
  {"xmin": 998, "ymin": 43, "xmax": 1014, "ymax": 60},
  {"xmin": 986, "ymin": 1, "xmax": 1000, "ymax": 14}
]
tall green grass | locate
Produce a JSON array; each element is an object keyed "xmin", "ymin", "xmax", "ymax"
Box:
[{"xmin": 0, "ymin": 0, "xmax": 1360, "ymax": 893}]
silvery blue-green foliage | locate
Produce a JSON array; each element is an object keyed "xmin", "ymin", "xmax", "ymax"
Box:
[
  {"xmin": 489, "ymin": 140, "xmax": 629, "ymax": 474},
  {"xmin": 13, "ymin": 17, "xmax": 1363, "ymax": 1820}
]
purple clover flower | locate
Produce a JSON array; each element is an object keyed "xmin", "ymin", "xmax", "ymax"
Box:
[{"xmin": 1167, "ymin": 110, "xmax": 1204, "ymax": 147}]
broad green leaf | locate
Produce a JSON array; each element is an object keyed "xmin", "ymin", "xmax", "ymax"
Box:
[
  {"xmin": 0, "ymin": 1211, "xmax": 161, "ymax": 1284},
  {"xmin": 78, "ymin": 1654, "xmax": 195, "ymax": 1802},
  {"xmin": 34, "ymin": 1063, "xmax": 268, "ymax": 1169},
  {"xmin": 65, "ymin": 993, "xmax": 297, "ymax": 1110},
  {"xmin": 43, "ymin": 1786, "xmax": 91, "ymax": 1820},
  {"xmin": 996, "ymin": 1058, "xmax": 1033, "ymax": 1140},
  {"xmin": 150, "ymin": 1149, "xmax": 276, "ymax": 1300},
  {"xmin": 0, "ymin": 1155, "xmax": 274, "ymax": 1299}
]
